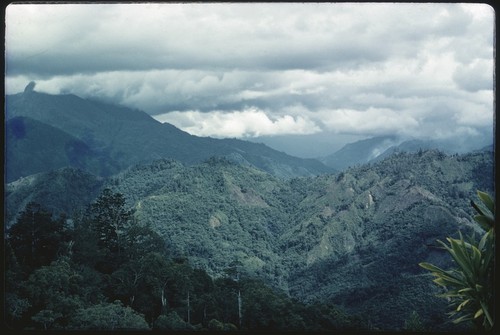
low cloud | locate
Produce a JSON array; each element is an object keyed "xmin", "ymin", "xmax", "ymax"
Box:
[
  {"xmin": 317, "ymin": 107, "xmax": 419, "ymax": 137},
  {"xmin": 154, "ymin": 108, "xmax": 321, "ymax": 138}
]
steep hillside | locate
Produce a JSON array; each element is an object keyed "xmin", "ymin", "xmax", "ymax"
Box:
[
  {"xmin": 5, "ymin": 88, "xmax": 332, "ymax": 179},
  {"xmin": 282, "ymin": 150, "xmax": 493, "ymax": 329},
  {"xmin": 5, "ymin": 168, "xmax": 104, "ymax": 226},
  {"xmin": 322, "ymin": 136, "xmax": 494, "ymax": 171},
  {"xmin": 371, "ymin": 138, "xmax": 440, "ymax": 162},
  {"xmin": 107, "ymin": 158, "xmax": 291, "ymax": 281},
  {"xmin": 5, "ymin": 116, "xmax": 115, "ymax": 182},
  {"xmin": 5, "ymin": 149, "xmax": 494, "ymax": 330},
  {"xmin": 321, "ymin": 136, "xmax": 400, "ymax": 170},
  {"xmin": 110, "ymin": 149, "xmax": 494, "ymax": 330}
]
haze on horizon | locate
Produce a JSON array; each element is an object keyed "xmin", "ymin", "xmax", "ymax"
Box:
[{"xmin": 5, "ymin": 3, "xmax": 495, "ymax": 157}]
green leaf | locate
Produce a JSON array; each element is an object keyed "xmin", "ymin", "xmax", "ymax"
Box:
[
  {"xmin": 470, "ymin": 245, "xmax": 482, "ymax": 271},
  {"xmin": 480, "ymin": 300, "xmax": 494, "ymax": 329},
  {"xmin": 477, "ymin": 191, "xmax": 494, "ymax": 214},
  {"xmin": 448, "ymin": 238, "xmax": 474, "ymax": 278},
  {"xmin": 478, "ymin": 230, "xmax": 489, "ymax": 250},
  {"xmin": 437, "ymin": 292, "xmax": 459, "ymax": 299},
  {"xmin": 432, "ymin": 273, "xmax": 466, "ymax": 287},
  {"xmin": 471, "ymin": 200, "xmax": 486, "ymax": 217},
  {"xmin": 457, "ymin": 299, "xmax": 470, "ymax": 311},
  {"xmin": 452, "ymin": 315, "xmax": 472, "ymax": 324},
  {"xmin": 419, "ymin": 262, "xmax": 445, "ymax": 273},
  {"xmin": 474, "ymin": 308, "xmax": 484, "ymax": 319},
  {"xmin": 472, "ymin": 191, "xmax": 495, "ymax": 231},
  {"xmin": 474, "ymin": 215, "xmax": 494, "ymax": 231},
  {"xmin": 419, "ymin": 261, "xmax": 464, "ymax": 287},
  {"xmin": 436, "ymin": 239, "xmax": 453, "ymax": 252},
  {"xmin": 434, "ymin": 277, "xmax": 455, "ymax": 287}
]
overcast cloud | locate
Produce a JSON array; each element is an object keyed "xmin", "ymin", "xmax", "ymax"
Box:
[{"xmin": 5, "ymin": 3, "xmax": 495, "ymax": 149}]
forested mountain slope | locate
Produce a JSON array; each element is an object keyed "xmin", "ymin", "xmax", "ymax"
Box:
[
  {"xmin": 281, "ymin": 149, "xmax": 493, "ymax": 329},
  {"xmin": 5, "ymin": 88, "xmax": 332, "ymax": 181},
  {"xmin": 5, "ymin": 148, "xmax": 493, "ymax": 330},
  {"xmin": 320, "ymin": 135, "xmax": 399, "ymax": 170},
  {"xmin": 321, "ymin": 135, "xmax": 493, "ymax": 171},
  {"xmin": 5, "ymin": 116, "xmax": 113, "ymax": 182},
  {"xmin": 5, "ymin": 168, "xmax": 104, "ymax": 226},
  {"xmin": 117, "ymin": 150, "xmax": 493, "ymax": 329}
]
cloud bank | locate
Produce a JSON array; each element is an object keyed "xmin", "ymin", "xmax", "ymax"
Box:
[
  {"xmin": 5, "ymin": 3, "xmax": 494, "ymax": 145},
  {"xmin": 155, "ymin": 107, "xmax": 320, "ymax": 138}
]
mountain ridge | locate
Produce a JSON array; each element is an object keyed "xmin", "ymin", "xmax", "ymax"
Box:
[
  {"xmin": 4, "ymin": 85, "xmax": 495, "ymax": 331},
  {"xmin": 6, "ymin": 88, "xmax": 333, "ymax": 181},
  {"xmin": 5, "ymin": 116, "xmax": 117, "ymax": 181},
  {"xmin": 320, "ymin": 135, "xmax": 400, "ymax": 170},
  {"xmin": 321, "ymin": 135, "xmax": 494, "ymax": 171}
]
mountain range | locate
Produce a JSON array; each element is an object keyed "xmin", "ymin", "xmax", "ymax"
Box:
[
  {"xmin": 320, "ymin": 135, "xmax": 494, "ymax": 171},
  {"xmin": 5, "ymin": 148, "xmax": 494, "ymax": 330},
  {"xmin": 320, "ymin": 135, "xmax": 401, "ymax": 170},
  {"xmin": 6, "ymin": 84, "xmax": 493, "ymax": 182},
  {"xmin": 4, "ymin": 85, "xmax": 496, "ymax": 330},
  {"xmin": 5, "ymin": 86, "xmax": 332, "ymax": 182}
]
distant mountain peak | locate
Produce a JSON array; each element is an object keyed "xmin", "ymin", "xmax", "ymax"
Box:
[{"xmin": 24, "ymin": 81, "xmax": 36, "ymax": 93}]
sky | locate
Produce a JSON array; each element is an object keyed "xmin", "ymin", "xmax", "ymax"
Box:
[{"xmin": 5, "ymin": 3, "xmax": 495, "ymax": 156}]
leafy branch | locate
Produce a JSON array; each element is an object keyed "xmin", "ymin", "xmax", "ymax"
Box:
[{"xmin": 419, "ymin": 190, "xmax": 495, "ymax": 331}]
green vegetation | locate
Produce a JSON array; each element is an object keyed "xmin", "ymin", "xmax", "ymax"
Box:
[
  {"xmin": 5, "ymin": 167, "xmax": 104, "ymax": 227},
  {"xmin": 4, "ymin": 89, "xmax": 495, "ymax": 331},
  {"xmin": 420, "ymin": 191, "xmax": 495, "ymax": 330},
  {"xmin": 5, "ymin": 190, "xmax": 366, "ymax": 331},
  {"xmin": 5, "ymin": 149, "xmax": 494, "ymax": 330},
  {"xmin": 5, "ymin": 116, "xmax": 107, "ymax": 182},
  {"xmin": 68, "ymin": 301, "xmax": 150, "ymax": 330},
  {"xmin": 6, "ymin": 90, "xmax": 333, "ymax": 180}
]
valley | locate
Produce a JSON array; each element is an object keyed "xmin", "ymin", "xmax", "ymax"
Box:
[
  {"xmin": 5, "ymin": 147, "xmax": 494, "ymax": 330},
  {"xmin": 4, "ymin": 88, "xmax": 495, "ymax": 331}
]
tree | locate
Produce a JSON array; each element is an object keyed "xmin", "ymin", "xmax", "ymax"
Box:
[
  {"xmin": 419, "ymin": 191, "xmax": 495, "ymax": 330},
  {"xmin": 212, "ymin": 277, "xmax": 239, "ymax": 326},
  {"xmin": 31, "ymin": 309, "xmax": 62, "ymax": 330},
  {"xmin": 90, "ymin": 188, "xmax": 132, "ymax": 251},
  {"xmin": 110, "ymin": 252, "xmax": 172, "ymax": 323},
  {"xmin": 224, "ymin": 261, "xmax": 243, "ymax": 328},
  {"xmin": 5, "ymin": 293, "xmax": 31, "ymax": 328},
  {"xmin": 110, "ymin": 258, "xmax": 145, "ymax": 307},
  {"xmin": 122, "ymin": 222, "xmax": 165, "ymax": 259},
  {"xmin": 189, "ymin": 268, "xmax": 216, "ymax": 326},
  {"xmin": 7, "ymin": 202, "xmax": 68, "ymax": 273},
  {"xmin": 4, "ymin": 240, "xmax": 31, "ymax": 328},
  {"xmin": 154, "ymin": 311, "xmax": 195, "ymax": 331},
  {"xmin": 24, "ymin": 257, "xmax": 85, "ymax": 329},
  {"xmin": 68, "ymin": 300, "xmax": 149, "ymax": 330},
  {"xmin": 207, "ymin": 318, "xmax": 237, "ymax": 331},
  {"xmin": 168, "ymin": 259, "xmax": 196, "ymax": 324},
  {"xmin": 86, "ymin": 188, "xmax": 133, "ymax": 273},
  {"xmin": 403, "ymin": 310, "xmax": 425, "ymax": 331},
  {"xmin": 70, "ymin": 213, "xmax": 103, "ymax": 269}
]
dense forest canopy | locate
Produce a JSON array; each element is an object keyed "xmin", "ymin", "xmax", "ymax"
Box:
[
  {"xmin": 5, "ymin": 189, "xmax": 369, "ymax": 331},
  {"xmin": 4, "ymin": 148, "xmax": 494, "ymax": 331}
]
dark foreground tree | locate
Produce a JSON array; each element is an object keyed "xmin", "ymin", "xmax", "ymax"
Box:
[
  {"xmin": 76, "ymin": 188, "xmax": 133, "ymax": 273},
  {"xmin": 89, "ymin": 188, "xmax": 132, "ymax": 253},
  {"xmin": 7, "ymin": 202, "xmax": 68, "ymax": 274}
]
